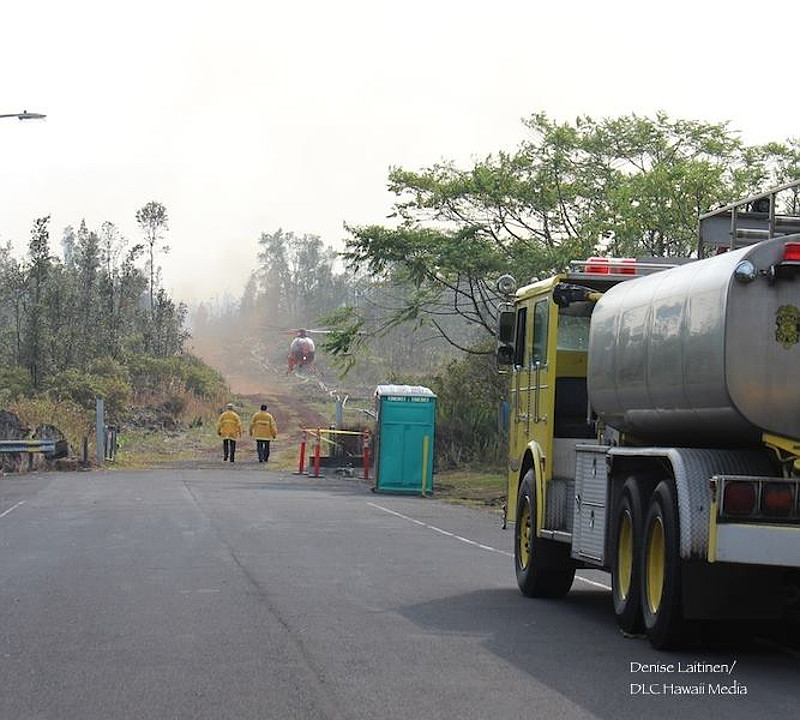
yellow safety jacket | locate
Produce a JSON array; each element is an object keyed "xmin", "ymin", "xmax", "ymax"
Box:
[
  {"xmin": 249, "ymin": 411, "xmax": 277, "ymax": 440},
  {"xmin": 217, "ymin": 410, "xmax": 242, "ymax": 440}
]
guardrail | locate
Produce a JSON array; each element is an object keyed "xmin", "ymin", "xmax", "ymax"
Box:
[
  {"xmin": 0, "ymin": 439, "xmax": 56, "ymax": 454},
  {"xmin": 0, "ymin": 439, "xmax": 67, "ymax": 471}
]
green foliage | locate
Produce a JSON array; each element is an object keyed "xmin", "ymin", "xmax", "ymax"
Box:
[
  {"xmin": 0, "ymin": 366, "xmax": 32, "ymax": 405},
  {"xmin": 89, "ymin": 356, "xmax": 131, "ymax": 383},
  {"xmin": 329, "ymin": 112, "xmax": 800, "ymax": 360},
  {"xmin": 161, "ymin": 393, "xmax": 187, "ymax": 417},
  {"xmin": 255, "ymin": 229, "xmax": 350, "ymax": 328},
  {"xmin": 38, "ymin": 352, "xmax": 224, "ymax": 424},
  {"xmin": 429, "ymin": 350, "xmax": 508, "ymax": 468},
  {"xmin": 318, "ymin": 306, "xmax": 366, "ymax": 374},
  {"xmin": 11, "ymin": 396, "xmax": 93, "ymax": 452},
  {"xmin": 124, "ymin": 352, "xmax": 226, "ymax": 403},
  {"xmin": 45, "ymin": 366, "xmax": 132, "ymax": 422},
  {"xmin": 125, "ymin": 354, "xmax": 182, "ymax": 395},
  {"xmin": 25, "ymin": 216, "xmax": 54, "ymax": 388},
  {"xmin": 178, "ymin": 354, "xmax": 227, "ymax": 401},
  {"xmin": 0, "ymin": 209, "xmax": 188, "ymax": 391},
  {"xmin": 136, "ymin": 200, "xmax": 169, "ymax": 315},
  {"xmin": 46, "ymin": 368, "xmax": 102, "ymax": 409}
]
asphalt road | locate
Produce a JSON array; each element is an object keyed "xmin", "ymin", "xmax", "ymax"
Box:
[{"xmin": 1, "ymin": 465, "xmax": 799, "ymax": 720}]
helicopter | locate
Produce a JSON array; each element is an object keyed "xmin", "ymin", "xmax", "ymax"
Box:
[{"xmin": 287, "ymin": 329, "xmax": 317, "ymax": 373}]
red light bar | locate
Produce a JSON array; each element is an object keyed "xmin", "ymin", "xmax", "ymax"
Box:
[
  {"xmin": 784, "ymin": 242, "xmax": 800, "ymax": 262},
  {"xmin": 616, "ymin": 258, "xmax": 636, "ymax": 275},
  {"xmin": 584, "ymin": 257, "xmax": 637, "ymax": 275},
  {"xmin": 586, "ymin": 257, "xmax": 609, "ymax": 274}
]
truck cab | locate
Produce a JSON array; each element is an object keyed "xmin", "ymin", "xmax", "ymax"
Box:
[{"xmin": 500, "ymin": 260, "xmax": 672, "ymax": 521}]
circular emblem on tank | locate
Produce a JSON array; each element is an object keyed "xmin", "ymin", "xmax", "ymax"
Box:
[{"xmin": 775, "ymin": 304, "xmax": 800, "ymax": 349}]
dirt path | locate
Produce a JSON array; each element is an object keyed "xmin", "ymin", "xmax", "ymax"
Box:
[{"xmin": 188, "ymin": 333, "xmax": 331, "ymax": 447}]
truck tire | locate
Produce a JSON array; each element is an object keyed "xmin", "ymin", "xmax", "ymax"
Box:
[
  {"xmin": 611, "ymin": 478, "xmax": 645, "ymax": 635},
  {"xmin": 641, "ymin": 480, "xmax": 684, "ymax": 649},
  {"xmin": 514, "ymin": 470, "xmax": 575, "ymax": 598}
]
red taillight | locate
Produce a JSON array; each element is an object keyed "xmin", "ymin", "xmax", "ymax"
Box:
[
  {"xmin": 762, "ymin": 484, "xmax": 794, "ymax": 517},
  {"xmin": 724, "ymin": 481, "xmax": 757, "ymax": 515},
  {"xmin": 784, "ymin": 242, "xmax": 800, "ymax": 262}
]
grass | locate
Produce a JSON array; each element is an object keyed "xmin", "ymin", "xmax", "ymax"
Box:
[
  {"xmin": 113, "ymin": 397, "xmax": 305, "ymax": 471},
  {"xmin": 433, "ymin": 468, "xmax": 506, "ymax": 512},
  {"xmin": 114, "ymin": 423, "xmax": 220, "ymax": 468}
]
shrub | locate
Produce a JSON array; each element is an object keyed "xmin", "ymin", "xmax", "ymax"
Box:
[
  {"xmin": 89, "ymin": 357, "xmax": 131, "ymax": 385},
  {"xmin": 45, "ymin": 368, "xmax": 132, "ymax": 422},
  {"xmin": 180, "ymin": 354, "xmax": 227, "ymax": 401},
  {"xmin": 46, "ymin": 369, "xmax": 101, "ymax": 409},
  {"xmin": 10, "ymin": 397, "xmax": 92, "ymax": 453},
  {"xmin": 123, "ymin": 352, "xmax": 226, "ymax": 403},
  {"xmin": 0, "ymin": 366, "xmax": 32, "ymax": 405},
  {"xmin": 162, "ymin": 393, "xmax": 187, "ymax": 417},
  {"xmin": 429, "ymin": 350, "xmax": 507, "ymax": 469}
]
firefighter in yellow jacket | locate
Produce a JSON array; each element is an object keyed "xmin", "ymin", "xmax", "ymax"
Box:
[
  {"xmin": 249, "ymin": 404, "xmax": 278, "ymax": 464},
  {"xmin": 217, "ymin": 403, "xmax": 242, "ymax": 463}
]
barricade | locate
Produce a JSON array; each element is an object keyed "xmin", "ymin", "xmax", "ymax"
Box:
[{"xmin": 293, "ymin": 428, "xmax": 371, "ymax": 479}]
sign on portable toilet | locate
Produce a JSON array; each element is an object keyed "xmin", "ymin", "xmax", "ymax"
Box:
[{"xmin": 373, "ymin": 385, "xmax": 436, "ymax": 495}]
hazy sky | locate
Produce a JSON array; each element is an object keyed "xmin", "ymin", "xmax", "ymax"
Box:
[{"xmin": 2, "ymin": 0, "xmax": 798, "ymax": 303}]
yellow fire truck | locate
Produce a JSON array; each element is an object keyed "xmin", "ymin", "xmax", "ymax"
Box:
[{"xmin": 496, "ymin": 181, "xmax": 800, "ymax": 649}]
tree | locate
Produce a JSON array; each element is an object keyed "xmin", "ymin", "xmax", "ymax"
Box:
[
  {"xmin": 97, "ymin": 221, "xmax": 126, "ymax": 357},
  {"xmin": 60, "ymin": 226, "xmax": 77, "ymax": 270},
  {"xmin": 24, "ymin": 216, "xmax": 53, "ymax": 388},
  {"xmin": 256, "ymin": 229, "xmax": 291, "ymax": 321},
  {"xmin": 135, "ymin": 201, "xmax": 169, "ymax": 315},
  {"xmin": 0, "ymin": 243, "xmax": 25, "ymax": 366},
  {"xmin": 0, "ymin": 210, "xmax": 200, "ymax": 418},
  {"xmin": 150, "ymin": 288, "xmax": 188, "ymax": 358},
  {"xmin": 256, "ymin": 229, "xmax": 350, "ymax": 328},
  {"xmin": 329, "ymin": 112, "xmax": 796, "ymax": 361},
  {"xmin": 74, "ymin": 219, "xmax": 101, "ymax": 366}
]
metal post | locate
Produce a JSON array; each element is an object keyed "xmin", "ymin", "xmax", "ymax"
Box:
[
  {"xmin": 335, "ymin": 398, "xmax": 343, "ymax": 430},
  {"xmin": 95, "ymin": 397, "xmax": 104, "ymax": 464},
  {"xmin": 312, "ymin": 430, "xmax": 321, "ymax": 478},
  {"xmin": 421, "ymin": 435, "xmax": 430, "ymax": 497},
  {"xmin": 769, "ymin": 192, "xmax": 777, "ymax": 239},
  {"xmin": 363, "ymin": 429, "xmax": 370, "ymax": 483}
]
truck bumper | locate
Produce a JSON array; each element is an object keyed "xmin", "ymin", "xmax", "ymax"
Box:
[{"xmin": 710, "ymin": 522, "xmax": 800, "ymax": 566}]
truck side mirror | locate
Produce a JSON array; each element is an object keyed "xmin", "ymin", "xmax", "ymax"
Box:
[
  {"xmin": 497, "ymin": 344, "xmax": 514, "ymax": 367},
  {"xmin": 498, "ymin": 310, "xmax": 516, "ymax": 344}
]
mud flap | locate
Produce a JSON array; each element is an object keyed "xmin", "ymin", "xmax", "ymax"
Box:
[{"xmin": 681, "ymin": 560, "xmax": 783, "ymax": 619}]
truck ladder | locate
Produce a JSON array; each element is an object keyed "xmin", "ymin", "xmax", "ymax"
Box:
[{"xmin": 698, "ymin": 179, "xmax": 800, "ymax": 257}]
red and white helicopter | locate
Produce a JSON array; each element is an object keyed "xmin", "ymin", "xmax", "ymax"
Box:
[{"xmin": 287, "ymin": 329, "xmax": 317, "ymax": 373}]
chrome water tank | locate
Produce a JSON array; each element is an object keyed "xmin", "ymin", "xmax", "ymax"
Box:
[{"xmin": 588, "ymin": 237, "xmax": 800, "ymax": 445}]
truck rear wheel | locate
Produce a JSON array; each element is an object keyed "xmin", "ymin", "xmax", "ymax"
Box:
[
  {"xmin": 641, "ymin": 480, "xmax": 684, "ymax": 649},
  {"xmin": 611, "ymin": 479, "xmax": 645, "ymax": 635},
  {"xmin": 515, "ymin": 470, "xmax": 575, "ymax": 598}
]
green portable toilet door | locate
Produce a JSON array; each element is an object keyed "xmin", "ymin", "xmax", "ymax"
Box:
[
  {"xmin": 378, "ymin": 423, "xmax": 433, "ymax": 492},
  {"xmin": 378, "ymin": 422, "xmax": 406, "ymax": 489},
  {"xmin": 378, "ymin": 421, "xmax": 429, "ymax": 491}
]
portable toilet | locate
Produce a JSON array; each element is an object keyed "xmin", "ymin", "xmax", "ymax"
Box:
[{"xmin": 373, "ymin": 385, "xmax": 436, "ymax": 495}]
